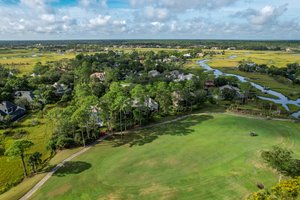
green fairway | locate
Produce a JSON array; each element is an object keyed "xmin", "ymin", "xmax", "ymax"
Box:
[{"xmin": 30, "ymin": 113, "xmax": 300, "ymax": 200}]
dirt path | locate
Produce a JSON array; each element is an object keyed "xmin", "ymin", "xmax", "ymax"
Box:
[{"xmin": 19, "ymin": 111, "xmax": 293, "ymax": 199}]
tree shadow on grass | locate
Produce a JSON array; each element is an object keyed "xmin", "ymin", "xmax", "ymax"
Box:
[
  {"xmin": 54, "ymin": 161, "xmax": 92, "ymax": 177},
  {"xmin": 110, "ymin": 114, "xmax": 214, "ymax": 147}
]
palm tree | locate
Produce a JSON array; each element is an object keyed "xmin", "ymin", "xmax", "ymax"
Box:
[{"xmin": 28, "ymin": 152, "xmax": 42, "ymax": 173}]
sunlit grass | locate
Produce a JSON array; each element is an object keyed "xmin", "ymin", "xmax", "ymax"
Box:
[{"xmin": 30, "ymin": 113, "xmax": 300, "ymax": 200}]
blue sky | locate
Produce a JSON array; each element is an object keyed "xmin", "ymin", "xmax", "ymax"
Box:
[{"xmin": 0, "ymin": 0, "xmax": 299, "ymax": 40}]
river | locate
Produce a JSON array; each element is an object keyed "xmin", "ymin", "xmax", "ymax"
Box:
[{"xmin": 198, "ymin": 59, "xmax": 300, "ymax": 119}]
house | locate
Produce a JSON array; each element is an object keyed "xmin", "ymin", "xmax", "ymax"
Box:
[
  {"xmin": 219, "ymin": 85, "xmax": 244, "ymax": 99},
  {"xmin": 90, "ymin": 72, "xmax": 105, "ymax": 81},
  {"xmin": 14, "ymin": 91, "xmax": 34, "ymax": 102},
  {"xmin": 183, "ymin": 53, "xmax": 192, "ymax": 58},
  {"xmin": 227, "ymin": 47, "xmax": 236, "ymax": 50},
  {"xmin": 132, "ymin": 98, "xmax": 159, "ymax": 112},
  {"xmin": 162, "ymin": 58, "xmax": 172, "ymax": 62},
  {"xmin": 175, "ymin": 73, "xmax": 195, "ymax": 82},
  {"xmin": 0, "ymin": 101, "xmax": 26, "ymax": 122},
  {"xmin": 52, "ymin": 82, "xmax": 72, "ymax": 96},
  {"xmin": 167, "ymin": 70, "xmax": 196, "ymax": 82},
  {"xmin": 172, "ymin": 91, "xmax": 183, "ymax": 107},
  {"xmin": 205, "ymin": 81, "xmax": 215, "ymax": 90},
  {"xmin": 184, "ymin": 73, "xmax": 195, "ymax": 81},
  {"xmin": 91, "ymin": 106, "xmax": 104, "ymax": 127},
  {"xmin": 170, "ymin": 55, "xmax": 180, "ymax": 62},
  {"xmin": 168, "ymin": 70, "xmax": 181, "ymax": 79},
  {"xmin": 286, "ymin": 48, "xmax": 292, "ymax": 52},
  {"xmin": 197, "ymin": 53, "xmax": 204, "ymax": 57},
  {"xmin": 148, "ymin": 70, "xmax": 161, "ymax": 77},
  {"xmin": 145, "ymin": 98, "xmax": 159, "ymax": 112}
]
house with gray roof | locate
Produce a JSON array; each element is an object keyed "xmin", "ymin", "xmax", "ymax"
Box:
[
  {"xmin": 14, "ymin": 91, "xmax": 34, "ymax": 102},
  {"xmin": 0, "ymin": 101, "xmax": 26, "ymax": 122}
]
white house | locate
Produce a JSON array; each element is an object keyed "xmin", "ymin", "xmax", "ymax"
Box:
[
  {"xmin": 183, "ymin": 53, "xmax": 192, "ymax": 58},
  {"xmin": 175, "ymin": 73, "xmax": 195, "ymax": 82},
  {"xmin": 91, "ymin": 106, "xmax": 104, "ymax": 127},
  {"xmin": 132, "ymin": 98, "xmax": 159, "ymax": 112}
]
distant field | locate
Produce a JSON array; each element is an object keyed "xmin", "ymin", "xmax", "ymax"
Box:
[
  {"xmin": 112, "ymin": 47, "xmax": 188, "ymax": 53},
  {"xmin": 0, "ymin": 112, "xmax": 52, "ymax": 194},
  {"xmin": 208, "ymin": 50, "xmax": 300, "ymax": 68},
  {"xmin": 0, "ymin": 49, "xmax": 76, "ymax": 75},
  {"xmin": 30, "ymin": 113, "xmax": 300, "ymax": 200}
]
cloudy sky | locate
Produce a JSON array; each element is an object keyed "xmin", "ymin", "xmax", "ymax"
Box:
[{"xmin": 0, "ymin": 0, "xmax": 299, "ymax": 40}]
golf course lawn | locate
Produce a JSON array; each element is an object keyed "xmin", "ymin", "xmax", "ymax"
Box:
[{"xmin": 30, "ymin": 113, "xmax": 300, "ymax": 200}]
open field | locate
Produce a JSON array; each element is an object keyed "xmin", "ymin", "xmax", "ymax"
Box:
[
  {"xmin": 30, "ymin": 113, "xmax": 300, "ymax": 200},
  {"xmin": 207, "ymin": 50, "xmax": 300, "ymax": 68},
  {"xmin": 0, "ymin": 112, "xmax": 52, "ymax": 194},
  {"xmin": 0, "ymin": 49, "xmax": 76, "ymax": 75}
]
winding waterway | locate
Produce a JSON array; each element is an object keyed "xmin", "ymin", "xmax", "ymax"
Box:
[{"xmin": 198, "ymin": 59, "xmax": 300, "ymax": 119}]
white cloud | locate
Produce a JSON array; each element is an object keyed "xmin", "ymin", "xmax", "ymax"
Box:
[
  {"xmin": 40, "ymin": 14, "xmax": 56, "ymax": 23},
  {"xmin": 79, "ymin": 0, "xmax": 107, "ymax": 8},
  {"xmin": 144, "ymin": 6, "xmax": 169, "ymax": 20},
  {"xmin": 234, "ymin": 4, "xmax": 288, "ymax": 26},
  {"xmin": 0, "ymin": 0, "xmax": 299, "ymax": 39},
  {"xmin": 89, "ymin": 15, "xmax": 111, "ymax": 27},
  {"xmin": 129, "ymin": 0, "xmax": 239, "ymax": 11},
  {"xmin": 20, "ymin": 0, "xmax": 46, "ymax": 9}
]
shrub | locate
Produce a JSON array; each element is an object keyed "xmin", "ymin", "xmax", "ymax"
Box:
[{"xmin": 247, "ymin": 177, "xmax": 300, "ymax": 200}]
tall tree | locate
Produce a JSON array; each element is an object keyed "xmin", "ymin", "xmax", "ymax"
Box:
[{"xmin": 5, "ymin": 140, "xmax": 34, "ymax": 176}]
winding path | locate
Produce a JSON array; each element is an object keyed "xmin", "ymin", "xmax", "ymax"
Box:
[{"xmin": 19, "ymin": 112, "xmax": 293, "ymax": 200}]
